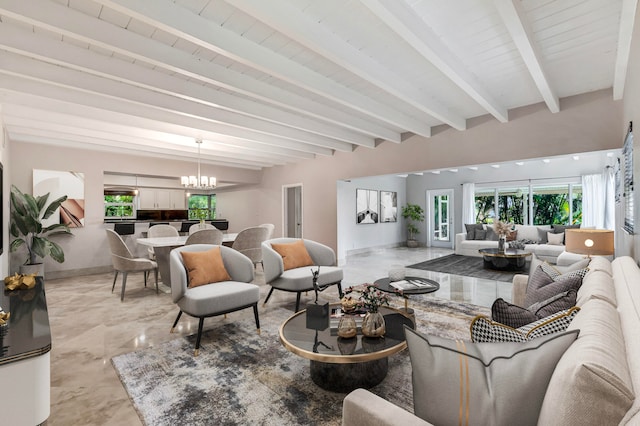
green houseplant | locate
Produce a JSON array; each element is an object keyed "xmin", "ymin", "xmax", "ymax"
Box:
[
  {"xmin": 402, "ymin": 203, "xmax": 425, "ymax": 248},
  {"xmin": 10, "ymin": 185, "xmax": 73, "ymax": 269}
]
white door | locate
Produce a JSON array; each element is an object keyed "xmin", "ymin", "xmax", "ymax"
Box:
[
  {"xmin": 283, "ymin": 184, "xmax": 303, "ymax": 238},
  {"xmin": 427, "ymin": 189, "xmax": 454, "ymax": 248}
]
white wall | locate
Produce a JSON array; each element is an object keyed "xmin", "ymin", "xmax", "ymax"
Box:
[{"xmin": 0, "ymin": 108, "xmax": 8, "ymax": 278}]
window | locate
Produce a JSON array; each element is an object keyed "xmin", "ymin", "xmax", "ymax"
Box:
[
  {"xmin": 104, "ymin": 192, "xmax": 136, "ymax": 219},
  {"xmin": 498, "ymin": 187, "xmax": 528, "ymax": 225},
  {"xmin": 623, "ymin": 128, "xmax": 634, "ymax": 234},
  {"xmin": 474, "ymin": 188, "xmax": 495, "ymax": 224},
  {"xmin": 188, "ymin": 194, "xmax": 217, "ymax": 220}
]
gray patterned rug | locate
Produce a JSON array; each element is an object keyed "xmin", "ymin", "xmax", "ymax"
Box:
[
  {"xmin": 111, "ymin": 297, "xmax": 488, "ymax": 425},
  {"xmin": 406, "ymin": 254, "xmax": 522, "ymax": 282}
]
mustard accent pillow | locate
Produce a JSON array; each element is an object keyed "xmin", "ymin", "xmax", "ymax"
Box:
[
  {"xmin": 181, "ymin": 247, "xmax": 232, "ymax": 288},
  {"xmin": 271, "ymin": 240, "xmax": 314, "ymax": 270}
]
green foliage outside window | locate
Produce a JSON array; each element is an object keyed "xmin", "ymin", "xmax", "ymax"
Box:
[
  {"xmin": 188, "ymin": 194, "xmax": 216, "ymax": 220},
  {"xmin": 104, "ymin": 195, "xmax": 135, "ymax": 218}
]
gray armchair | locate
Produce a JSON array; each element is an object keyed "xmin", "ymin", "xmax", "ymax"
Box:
[
  {"xmin": 147, "ymin": 224, "xmax": 179, "ymax": 259},
  {"xmin": 105, "ymin": 229, "xmax": 158, "ymax": 301},
  {"xmin": 232, "ymin": 226, "xmax": 270, "ymax": 268},
  {"xmin": 169, "ymin": 244, "xmax": 260, "ymax": 356},
  {"xmin": 261, "ymin": 238, "xmax": 343, "ymax": 311}
]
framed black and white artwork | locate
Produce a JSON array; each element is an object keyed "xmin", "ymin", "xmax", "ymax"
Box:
[
  {"xmin": 380, "ymin": 191, "xmax": 397, "ymax": 222},
  {"xmin": 356, "ymin": 189, "xmax": 379, "ymax": 224}
]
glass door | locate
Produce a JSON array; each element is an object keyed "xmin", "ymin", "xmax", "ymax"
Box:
[{"xmin": 428, "ymin": 189, "xmax": 454, "ymax": 248}]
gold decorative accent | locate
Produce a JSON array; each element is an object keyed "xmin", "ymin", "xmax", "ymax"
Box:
[
  {"xmin": 4, "ymin": 273, "xmax": 37, "ymax": 291},
  {"xmin": 257, "ymin": 328, "xmax": 261, "ymax": 335},
  {"xmin": 194, "ymin": 348, "xmax": 200, "ymax": 357},
  {"xmin": 170, "ymin": 327, "xmax": 175, "ymax": 334},
  {"xmin": 0, "ymin": 310, "xmax": 10, "ymax": 326}
]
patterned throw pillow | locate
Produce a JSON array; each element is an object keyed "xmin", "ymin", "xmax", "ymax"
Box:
[
  {"xmin": 491, "ymin": 298, "xmax": 538, "ymax": 328},
  {"xmin": 524, "ymin": 266, "xmax": 583, "ymax": 308},
  {"xmin": 465, "ymin": 223, "xmax": 483, "ymax": 240},
  {"xmin": 471, "ymin": 307, "xmax": 580, "ymax": 343},
  {"xmin": 528, "ymin": 290, "xmax": 577, "ymax": 318},
  {"xmin": 540, "ymin": 262, "xmax": 589, "ymax": 281}
]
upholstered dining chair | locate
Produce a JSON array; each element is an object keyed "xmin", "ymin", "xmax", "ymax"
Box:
[
  {"xmin": 185, "ymin": 228, "xmax": 224, "ymax": 245},
  {"xmin": 258, "ymin": 223, "xmax": 275, "ymax": 239},
  {"xmin": 147, "ymin": 224, "xmax": 179, "ymax": 259},
  {"xmin": 169, "ymin": 244, "xmax": 260, "ymax": 356},
  {"xmin": 261, "ymin": 238, "xmax": 343, "ymax": 311},
  {"xmin": 105, "ymin": 229, "xmax": 158, "ymax": 301},
  {"xmin": 231, "ymin": 226, "xmax": 270, "ymax": 268},
  {"xmin": 188, "ymin": 223, "xmax": 216, "ymax": 235}
]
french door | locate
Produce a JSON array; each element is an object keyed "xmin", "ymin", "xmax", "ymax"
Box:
[
  {"xmin": 427, "ymin": 189, "xmax": 454, "ymax": 248},
  {"xmin": 283, "ymin": 184, "xmax": 303, "ymax": 238}
]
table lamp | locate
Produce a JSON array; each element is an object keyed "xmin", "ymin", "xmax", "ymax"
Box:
[{"xmin": 565, "ymin": 229, "xmax": 614, "ymax": 257}]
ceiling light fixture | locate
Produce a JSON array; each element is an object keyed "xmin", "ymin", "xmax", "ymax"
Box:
[
  {"xmin": 516, "ymin": 162, "xmax": 524, "ymax": 166},
  {"xmin": 431, "ymin": 170, "xmax": 441, "ymax": 174},
  {"xmin": 181, "ymin": 139, "xmax": 217, "ymax": 190},
  {"xmin": 543, "ymin": 159, "xmax": 551, "ymax": 164},
  {"xmin": 449, "ymin": 169, "xmax": 458, "ymax": 173},
  {"xmin": 468, "ymin": 166, "xmax": 478, "ymax": 171},
  {"xmin": 491, "ymin": 164, "xmax": 500, "ymax": 169},
  {"xmin": 573, "ymin": 155, "xmax": 580, "ymax": 161}
]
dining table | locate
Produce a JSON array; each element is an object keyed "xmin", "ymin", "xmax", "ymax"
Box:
[{"xmin": 136, "ymin": 233, "xmax": 238, "ymax": 287}]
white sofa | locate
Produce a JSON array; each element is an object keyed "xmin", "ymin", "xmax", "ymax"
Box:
[
  {"xmin": 342, "ymin": 256, "xmax": 640, "ymax": 425},
  {"xmin": 454, "ymin": 224, "xmax": 580, "ymax": 264}
]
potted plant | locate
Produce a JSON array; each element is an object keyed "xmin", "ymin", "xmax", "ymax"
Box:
[
  {"xmin": 402, "ymin": 203, "xmax": 425, "ymax": 248},
  {"xmin": 10, "ymin": 185, "xmax": 73, "ymax": 276}
]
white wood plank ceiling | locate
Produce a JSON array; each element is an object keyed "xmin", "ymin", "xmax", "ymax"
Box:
[{"xmin": 0, "ymin": 0, "xmax": 635, "ymax": 171}]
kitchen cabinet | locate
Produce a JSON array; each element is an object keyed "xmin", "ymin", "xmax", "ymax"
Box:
[{"xmin": 139, "ymin": 189, "xmax": 185, "ymax": 209}]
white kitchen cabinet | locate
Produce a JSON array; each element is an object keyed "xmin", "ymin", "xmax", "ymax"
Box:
[{"xmin": 138, "ymin": 189, "xmax": 182, "ymax": 209}]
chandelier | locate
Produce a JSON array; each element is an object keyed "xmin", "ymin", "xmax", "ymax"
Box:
[{"xmin": 181, "ymin": 139, "xmax": 217, "ymax": 189}]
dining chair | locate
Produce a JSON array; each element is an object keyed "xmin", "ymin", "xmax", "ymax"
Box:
[
  {"xmin": 232, "ymin": 226, "xmax": 270, "ymax": 268},
  {"xmin": 185, "ymin": 228, "xmax": 224, "ymax": 245},
  {"xmin": 147, "ymin": 224, "xmax": 179, "ymax": 259},
  {"xmin": 169, "ymin": 244, "xmax": 260, "ymax": 356},
  {"xmin": 188, "ymin": 223, "xmax": 216, "ymax": 235},
  {"xmin": 258, "ymin": 223, "xmax": 275, "ymax": 239},
  {"xmin": 105, "ymin": 229, "xmax": 158, "ymax": 301}
]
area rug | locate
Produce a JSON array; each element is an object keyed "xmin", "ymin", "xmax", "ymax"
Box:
[
  {"xmin": 406, "ymin": 254, "xmax": 523, "ymax": 282},
  {"xmin": 111, "ymin": 297, "xmax": 488, "ymax": 426}
]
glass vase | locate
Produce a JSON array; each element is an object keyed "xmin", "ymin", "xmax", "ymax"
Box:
[
  {"xmin": 498, "ymin": 235, "xmax": 506, "ymax": 253},
  {"xmin": 337, "ymin": 315, "xmax": 357, "ymax": 339},
  {"xmin": 361, "ymin": 311, "xmax": 385, "ymax": 337}
]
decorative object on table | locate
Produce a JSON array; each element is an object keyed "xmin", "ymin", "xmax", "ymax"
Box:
[
  {"xmin": 337, "ymin": 315, "xmax": 357, "ymax": 338},
  {"xmin": 493, "ymin": 221, "xmax": 514, "ymax": 253},
  {"xmin": 0, "ymin": 308, "xmax": 10, "ymax": 326},
  {"xmin": 306, "ymin": 267, "xmax": 330, "ymax": 330},
  {"xmin": 344, "ymin": 284, "xmax": 390, "ymax": 337},
  {"xmin": 401, "ymin": 203, "xmax": 425, "ymax": 248},
  {"xmin": 3, "ymin": 273, "xmax": 37, "ymax": 291},
  {"xmin": 10, "ymin": 185, "xmax": 73, "ymax": 276},
  {"xmin": 388, "ymin": 264, "xmax": 405, "ymax": 282},
  {"xmin": 356, "ymin": 189, "xmax": 379, "ymax": 224}
]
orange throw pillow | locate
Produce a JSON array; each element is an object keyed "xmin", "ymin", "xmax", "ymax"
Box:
[
  {"xmin": 181, "ymin": 247, "xmax": 232, "ymax": 288},
  {"xmin": 271, "ymin": 240, "xmax": 314, "ymax": 271}
]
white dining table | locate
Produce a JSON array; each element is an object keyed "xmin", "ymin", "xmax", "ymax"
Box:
[{"xmin": 136, "ymin": 233, "xmax": 238, "ymax": 286}]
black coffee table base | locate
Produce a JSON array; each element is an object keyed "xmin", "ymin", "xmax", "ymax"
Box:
[
  {"xmin": 310, "ymin": 357, "xmax": 388, "ymax": 392},
  {"xmin": 482, "ymin": 255, "xmax": 528, "ymax": 271}
]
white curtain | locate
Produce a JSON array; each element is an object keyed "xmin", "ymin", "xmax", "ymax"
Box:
[
  {"xmin": 581, "ymin": 174, "xmax": 605, "ymax": 228},
  {"xmin": 603, "ymin": 166, "xmax": 616, "ymax": 230},
  {"xmin": 462, "ymin": 182, "xmax": 475, "ymax": 228}
]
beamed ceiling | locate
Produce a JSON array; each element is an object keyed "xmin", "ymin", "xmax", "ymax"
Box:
[{"xmin": 0, "ymin": 0, "xmax": 636, "ymax": 171}]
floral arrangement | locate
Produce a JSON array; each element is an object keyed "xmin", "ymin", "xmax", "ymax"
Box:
[
  {"xmin": 493, "ymin": 221, "xmax": 513, "ymax": 237},
  {"xmin": 342, "ymin": 284, "xmax": 390, "ymax": 313}
]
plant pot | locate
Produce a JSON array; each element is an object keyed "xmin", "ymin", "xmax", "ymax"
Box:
[
  {"xmin": 20, "ymin": 263, "xmax": 45, "ymax": 278},
  {"xmin": 407, "ymin": 239, "xmax": 418, "ymax": 248}
]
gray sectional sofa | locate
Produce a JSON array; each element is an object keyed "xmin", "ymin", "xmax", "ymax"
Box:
[
  {"xmin": 342, "ymin": 255, "xmax": 640, "ymax": 425},
  {"xmin": 454, "ymin": 224, "xmax": 582, "ymax": 264}
]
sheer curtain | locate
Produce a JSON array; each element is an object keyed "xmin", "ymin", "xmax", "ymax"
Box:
[
  {"xmin": 582, "ymin": 173, "xmax": 608, "ymax": 229},
  {"xmin": 603, "ymin": 166, "xmax": 616, "ymax": 231},
  {"xmin": 462, "ymin": 183, "xmax": 475, "ymax": 228}
]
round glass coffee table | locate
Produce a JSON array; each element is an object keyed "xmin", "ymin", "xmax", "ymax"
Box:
[
  {"xmin": 279, "ymin": 304, "xmax": 414, "ymax": 392},
  {"xmin": 373, "ymin": 276, "xmax": 440, "ymax": 314},
  {"xmin": 478, "ymin": 248, "xmax": 531, "ymax": 271}
]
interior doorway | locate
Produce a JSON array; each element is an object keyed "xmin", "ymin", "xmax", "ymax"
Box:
[
  {"xmin": 427, "ymin": 189, "xmax": 454, "ymax": 248},
  {"xmin": 283, "ymin": 184, "xmax": 303, "ymax": 238}
]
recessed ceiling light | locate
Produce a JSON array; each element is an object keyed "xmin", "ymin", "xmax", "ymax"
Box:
[
  {"xmin": 515, "ymin": 162, "xmax": 524, "ymax": 166},
  {"xmin": 397, "ymin": 174, "xmax": 408, "ymax": 178},
  {"xmin": 491, "ymin": 164, "xmax": 500, "ymax": 169},
  {"xmin": 468, "ymin": 166, "xmax": 478, "ymax": 171},
  {"xmin": 543, "ymin": 159, "xmax": 551, "ymax": 163},
  {"xmin": 573, "ymin": 155, "xmax": 580, "ymax": 160},
  {"xmin": 449, "ymin": 169, "xmax": 458, "ymax": 173},
  {"xmin": 607, "ymin": 152, "xmax": 614, "ymax": 157},
  {"xmin": 413, "ymin": 172, "xmax": 424, "ymax": 176},
  {"xmin": 431, "ymin": 170, "xmax": 441, "ymax": 174}
]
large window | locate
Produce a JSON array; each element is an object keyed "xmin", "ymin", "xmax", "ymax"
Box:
[
  {"xmin": 104, "ymin": 192, "xmax": 135, "ymax": 219},
  {"xmin": 474, "ymin": 182, "xmax": 581, "ymax": 226},
  {"xmin": 188, "ymin": 194, "xmax": 217, "ymax": 220},
  {"xmin": 623, "ymin": 127, "xmax": 634, "ymax": 234}
]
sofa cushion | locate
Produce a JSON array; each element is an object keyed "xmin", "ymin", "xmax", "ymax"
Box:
[
  {"xmin": 406, "ymin": 327, "xmax": 578, "ymax": 426},
  {"xmin": 465, "ymin": 223, "xmax": 484, "ymax": 240},
  {"xmin": 552, "ymin": 224, "xmax": 580, "ymax": 243},
  {"xmin": 491, "ymin": 298, "xmax": 537, "ymax": 328},
  {"xmin": 528, "ymin": 289, "xmax": 578, "ymax": 318},
  {"xmin": 576, "ymin": 269, "xmax": 617, "ymax": 307},
  {"xmin": 537, "ymin": 227, "xmax": 550, "ymax": 244},
  {"xmin": 474, "ymin": 229, "xmax": 487, "ymax": 240},
  {"xmin": 540, "ymin": 261, "xmax": 589, "ymax": 281},
  {"xmin": 524, "ymin": 266, "xmax": 584, "ymax": 308},
  {"xmin": 271, "ymin": 239, "xmax": 314, "ymax": 270},
  {"xmin": 180, "ymin": 246, "xmax": 232, "ymax": 288},
  {"xmin": 547, "ymin": 231, "xmax": 564, "ymax": 245},
  {"xmin": 484, "ymin": 226, "xmax": 499, "ymax": 241},
  {"xmin": 472, "ymin": 307, "xmax": 580, "ymax": 342},
  {"xmin": 514, "ymin": 224, "xmax": 544, "ymax": 242},
  {"xmin": 538, "ymin": 298, "xmax": 635, "ymax": 425}
]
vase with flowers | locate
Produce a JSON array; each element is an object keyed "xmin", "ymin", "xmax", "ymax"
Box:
[
  {"xmin": 493, "ymin": 221, "xmax": 513, "ymax": 253},
  {"xmin": 342, "ymin": 284, "xmax": 390, "ymax": 337}
]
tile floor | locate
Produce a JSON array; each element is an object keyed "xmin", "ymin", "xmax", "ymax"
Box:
[{"xmin": 45, "ymin": 246, "xmax": 513, "ymax": 425}]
